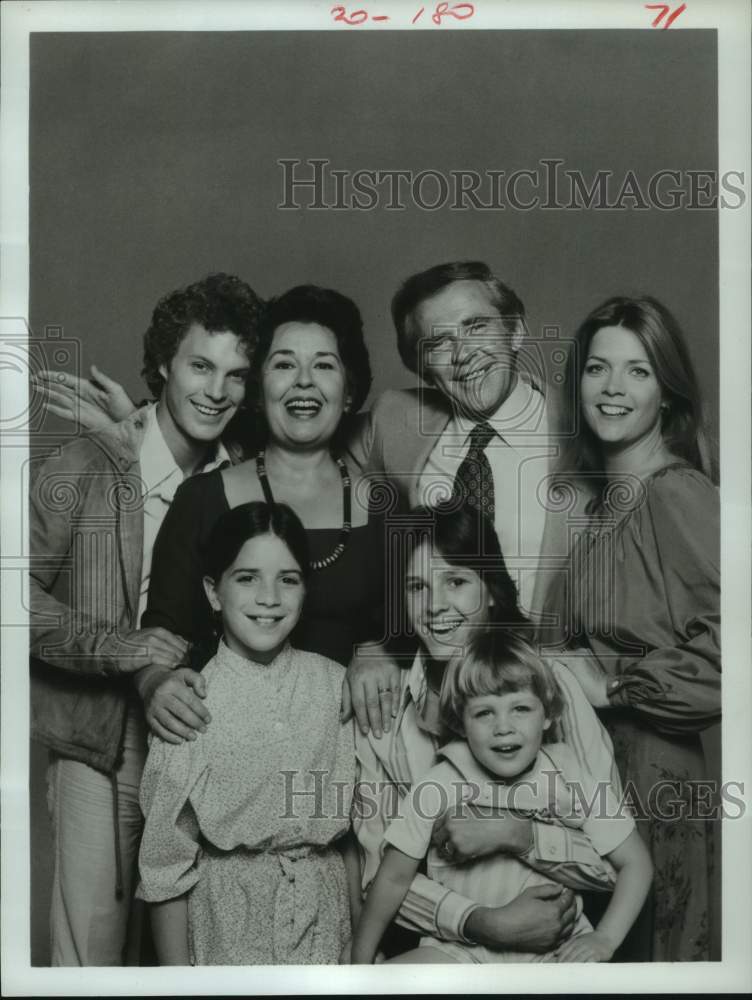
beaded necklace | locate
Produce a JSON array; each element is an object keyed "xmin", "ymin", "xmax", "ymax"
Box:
[{"xmin": 255, "ymin": 451, "xmax": 352, "ymax": 572}]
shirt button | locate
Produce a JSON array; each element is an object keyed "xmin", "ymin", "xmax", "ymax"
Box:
[{"xmin": 274, "ymin": 721, "xmax": 284, "ymax": 732}]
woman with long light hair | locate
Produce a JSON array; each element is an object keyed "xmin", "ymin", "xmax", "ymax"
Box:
[{"xmin": 548, "ymin": 295, "xmax": 720, "ymax": 961}]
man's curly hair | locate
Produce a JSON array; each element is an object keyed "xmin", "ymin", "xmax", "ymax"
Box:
[{"xmin": 141, "ymin": 273, "xmax": 263, "ymax": 398}]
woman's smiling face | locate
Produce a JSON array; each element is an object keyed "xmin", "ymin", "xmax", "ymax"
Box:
[
  {"xmin": 405, "ymin": 542, "xmax": 495, "ymax": 662},
  {"xmin": 580, "ymin": 325, "xmax": 665, "ymax": 454},
  {"xmin": 261, "ymin": 322, "xmax": 349, "ymax": 450}
]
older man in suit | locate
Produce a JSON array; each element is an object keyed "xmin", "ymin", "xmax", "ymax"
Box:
[
  {"xmin": 345, "ymin": 260, "xmax": 568, "ymax": 733},
  {"xmin": 339, "ymin": 261, "xmax": 622, "ymax": 961},
  {"xmin": 44, "ymin": 262, "xmax": 608, "ymax": 961}
]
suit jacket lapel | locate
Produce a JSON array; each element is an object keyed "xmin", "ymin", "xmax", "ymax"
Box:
[
  {"xmin": 90, "ymin": 415, "xmax": 147, "ymax": 626},
  {"xmin": 118, "ymin": 468, "xmax": 145, "ymax": 626},
  {"xmin": 385, "ymin": 388, "xmax": 453, "ymax": 508}
]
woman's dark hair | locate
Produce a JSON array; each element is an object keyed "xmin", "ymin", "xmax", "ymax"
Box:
[
  {"xmin": 560, "ymin": 295, "xmax": 717, "ymax": 486},
  {"xmin": 401, "ymin": 500, "xmax": 531, "ymax": 632},
  {"xmin": 142, "ymin": 272, "xmax": 263, "ymax": 398},
  {"xmin": 247, "ymin": 284, "xmax": 373, "ymax": 449},
  {"xmin": 203, "ymin": 501, "xmax": 310, "ymax": 583}
]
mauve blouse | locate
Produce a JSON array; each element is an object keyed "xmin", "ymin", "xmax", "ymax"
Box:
[{"xmin": 555, "ymin": 463, "xmax": 720, "ymax": 733}]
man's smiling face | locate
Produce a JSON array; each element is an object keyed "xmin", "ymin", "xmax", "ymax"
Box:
[
  {"xmin": 413, "ymin": 280, "xmax": 522, "ymax": 419},
  {"xmin": 158, "ymin": 322, "xmax": 250, "ymax": 447}
]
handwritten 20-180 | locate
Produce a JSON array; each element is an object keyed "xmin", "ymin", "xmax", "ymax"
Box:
[{"xmin": 331, "ymin": 3, "xmax": 475, "ymax": 26}]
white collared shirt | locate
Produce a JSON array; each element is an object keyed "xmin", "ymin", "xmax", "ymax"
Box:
[
  {"xmin": 137, "ymin": 403, "xmax": 230, "ymax": 623},
  {"xmin": 418, "ymin": 377, "xmax": 554, "ymax": 613}
]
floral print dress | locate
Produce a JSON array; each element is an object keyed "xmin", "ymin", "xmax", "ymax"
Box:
[{"xmin": 137, "ymin": 641, "xmax": 356, "ymax": 965}]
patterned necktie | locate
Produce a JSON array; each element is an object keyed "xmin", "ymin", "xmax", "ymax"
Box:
[{"xmin": 452, "ymin": 421, "xmax": 496, "ymax": 518}]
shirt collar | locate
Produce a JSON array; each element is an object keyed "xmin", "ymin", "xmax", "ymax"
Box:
[
  {"xmin": 215, "ymin": 638, "xmax": 293, "ymax": 676},
  {"xmin": 403, "ymin": 649, "xmax": 429, "ymax": 713},
  {"xmin": 139, "ymin": 402, "xmax": 231, "ymax": 501},
  {"xmin": 438, "ymin": 739, "xmax": 564, "ymax": 787},
  {"xmin": 437, "ymin": 740, "xmax": 490, "ymax": 783},
  {"xmin": 204, "ymin": 438, "xmax": 231, "ymax": 471},
  {"xmin": 453, "ymin": 376, "xmax": 545, "ymax": 445}
]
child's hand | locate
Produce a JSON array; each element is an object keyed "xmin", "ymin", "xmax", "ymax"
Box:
[
  {"xmin": 339, "ymin": 938, "xmax": 352, "ymax": 964},
  {"xmin": 553, "ymin": 930, "xmax": 616, "ymax": 963}
]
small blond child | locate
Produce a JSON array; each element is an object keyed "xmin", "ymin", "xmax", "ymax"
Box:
[{"xmin": 351, "ymin": 629, "xmax": 653, "ymax": 964}]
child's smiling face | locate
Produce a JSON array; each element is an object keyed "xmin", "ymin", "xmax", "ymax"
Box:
[
  {"xmin": 462, "ymin": 687, "xmax": 550, "ymax": 781},
  {"xmin": 405, "ymin": 542, "xmax": 495, "ymax": 663},
  {"xmin": 204, "ymin": 532, "xmax": 305, "ymax": 664}
]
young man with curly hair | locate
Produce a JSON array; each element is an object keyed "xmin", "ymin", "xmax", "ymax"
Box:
[{"xmin": 29, "ymin": 273, "xmax": 261, "ymax": 966}]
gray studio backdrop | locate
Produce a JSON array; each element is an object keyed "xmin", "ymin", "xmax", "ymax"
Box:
[{"xmin": 28, "ymin": 29, "xmax": 718, "ymax": 964}]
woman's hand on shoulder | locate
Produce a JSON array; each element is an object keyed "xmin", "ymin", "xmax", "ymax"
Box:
[
  {"xmin": 31, "ymin": 364, "xmax": 137, "ymax": 431},
  {"xmin": 341, "ymin": 642, "xmax": 402, "ymax": 738}
]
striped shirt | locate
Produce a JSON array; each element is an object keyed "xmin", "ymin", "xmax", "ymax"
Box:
[
  {"xmin": 384, "ymin": 740, "xmax": 633, "ymax": 921},
  {"xmin": 353, "ymin": 651, "xmax": 623, "ymax": 944}
]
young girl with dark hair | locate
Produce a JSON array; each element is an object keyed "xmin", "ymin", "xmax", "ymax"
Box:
[
  {"xmin": 351, "ymin": 500, "xmax": 627, "ymax": 962},
  {"xmin": 137, "ymin": 502, "xmax": 360, "ymax": 965}
]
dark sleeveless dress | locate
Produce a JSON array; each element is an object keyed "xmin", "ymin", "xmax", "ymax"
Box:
[{"xmin": 143, "ymin": 467, "xmax": 386, "ymax": 668}]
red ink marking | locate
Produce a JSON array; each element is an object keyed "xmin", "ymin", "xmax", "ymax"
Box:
[
  {"xmin": 431, "ymin": 1, "xmax": 475, "ymax": 23},
  {"xmin": 330, "ymin": 5, "xmax": 369, "ymax": 24},
  {"xmin": 663, "ymin": 2, "xmax": 686, "ymax": 28},
  {"xmin": 645, "ymin": 3, "xmax": 686, "ymax": 28},
  {"xmin": 331, "ymin": 2, "xmax": 473, "ymax": 26},
  {"xmin": 446, "ymin": 2, "xmax": 475, "ymax": 19}
]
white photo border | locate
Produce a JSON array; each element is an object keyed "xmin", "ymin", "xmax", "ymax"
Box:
[{"xmin": 1, "ymin": 0, "xmax": 750, "ymax": 994}]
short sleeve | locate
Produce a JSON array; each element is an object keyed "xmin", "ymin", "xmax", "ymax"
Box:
[
  {"xmin": 383, "ymin": 765, "xmax": 454, "ymax": 861},
  {"xmin": 539, "ymin": 744, "xmax": 634, "ymax": 857},
  {"xmin": 549, "ymin": 662, "xmax": 623, "ymax": 796},
  {"xmin": 579, "ymin": 788, "xmax": 635, "ymax": 857},
  {"xmin": 137, "ymin": 735, "xmax": 208, "ymax": 903}
]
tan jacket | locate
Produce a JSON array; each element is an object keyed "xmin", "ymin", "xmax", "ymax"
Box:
[{"xmin": 30, "ymin": 410, "xmax": 149, "ymax": 773}]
